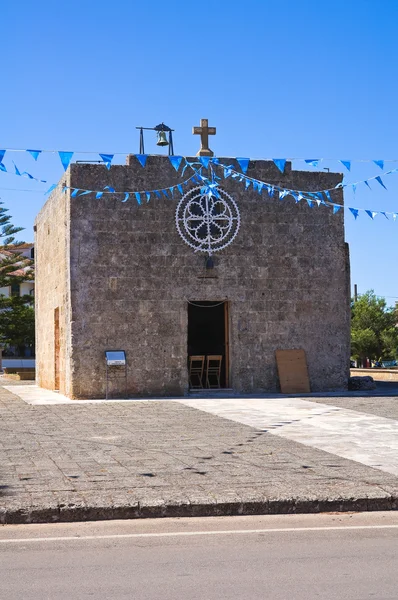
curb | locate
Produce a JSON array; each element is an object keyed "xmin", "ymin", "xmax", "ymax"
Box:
[{"xmin": 1, "ymin": 496, "xmax": 398, "ymax": 525}]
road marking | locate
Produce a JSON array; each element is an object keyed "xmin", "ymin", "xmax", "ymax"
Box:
[{"xmin": 1, "ymin": 524, "xmax": 398, "ymax": 543}]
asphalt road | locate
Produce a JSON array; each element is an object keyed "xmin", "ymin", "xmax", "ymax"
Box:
[{"xmin": 1, "ymin": 512, "xmax": 398, "ymax": 600}]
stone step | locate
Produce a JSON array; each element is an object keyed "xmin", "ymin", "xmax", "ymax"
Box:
[{"xmin": 188, "ymin": 388, "xmax": 235, "ymax": 398}]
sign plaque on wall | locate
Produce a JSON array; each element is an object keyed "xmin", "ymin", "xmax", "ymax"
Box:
[{"xmin": 105, "ymin": 350, "xmax": 126, "ymax": 366}]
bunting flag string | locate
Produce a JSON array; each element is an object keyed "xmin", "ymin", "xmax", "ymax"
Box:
[
  {"xmin": 210, "ymin": 160, "xmax": 396, "ymax": 199},
  {"xmin": 207, "ymin": 161, "xmax": 398, "ymax": 221},
  {"xmin": 0, "ymin": 149, "xmax": 397, "ymax": 197},
  {"xmin": 1, "ymin": 146, "xmax": 398, "ymax": 181},
  {"xmin": 60, "ymin": 171, "xmax": 205, "ymax": 204},
  {"xmin": 0, "ymin": 154, "xmax": 193, "ymax": 190},
  {"xmin": 0, "ymin": 168, "xmax": 397, "ymax": 221},
  {"xmin": 56, "ymin": 159, "xmax": 398, "ymax": 220},
  {"xmin": 1, "ymin": 146, "xmax": 398, "ymax": 220},
  {"xmin": 1, "ymin": 146, "xmax": 397, "ymax": 167},
  {"xmin": 0, "ymin": 159, "xmax": 46, "ymax": 183}
]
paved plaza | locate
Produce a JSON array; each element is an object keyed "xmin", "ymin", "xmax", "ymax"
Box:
[
  {"xmin": 179, "ymin": 397, "xmax": 398, "ymax": 477},
  {"xmin": 1, "ymin": 382, "xmax": 398, "ymax": 523}
]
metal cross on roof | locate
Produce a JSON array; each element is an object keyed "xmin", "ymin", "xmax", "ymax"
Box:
[{"xmin": 192, "ymin": 118, "xmax": 216, "ymax": 157}]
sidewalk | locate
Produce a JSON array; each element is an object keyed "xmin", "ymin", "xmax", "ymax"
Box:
[{"xmin": 1, "ymin": 383, "xmax": 398, "ymax": 524}]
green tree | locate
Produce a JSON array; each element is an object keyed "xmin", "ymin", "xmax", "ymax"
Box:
[
  {"xmin": 351, "ymin": 290, "xmax": 398, "ymax": 365},
  {"xmin": 0, "ymin": 200, "xmax": 29, "ymax": 287},
  {"xmin": 0, "ymin": 200, "xmax": 34, "ymax": 356},
  {"xmin": 0, "ymin": 299, "xmax": 35, "ymax": 356}
]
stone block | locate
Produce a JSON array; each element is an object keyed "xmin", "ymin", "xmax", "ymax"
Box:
[{"xmin": 348, "ymin": 376, "xmax": 377, "ymax": 391}]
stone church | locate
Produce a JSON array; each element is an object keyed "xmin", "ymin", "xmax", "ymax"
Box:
[{"xmin": 34, "ymin": 122, "xmax": 350, "ymax": 399}]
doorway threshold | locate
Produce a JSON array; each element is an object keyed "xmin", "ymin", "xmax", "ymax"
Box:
[{"xmin": 188, "ymin": 388, "xmax": 235, "ymax": 398}]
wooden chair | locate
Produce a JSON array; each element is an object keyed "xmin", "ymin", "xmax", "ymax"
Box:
[
  {"xmin": 189, "ymin": 355, "xmax": 205, "ymax": 389},
  {"xmin": 206, "ymin": 355, "xmax": 222, "ymax": 388}
]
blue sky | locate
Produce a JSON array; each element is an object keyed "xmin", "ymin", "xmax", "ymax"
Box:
[{"xmin": 1, "ymin": 0, "xmax": 398, "ymax": 301}]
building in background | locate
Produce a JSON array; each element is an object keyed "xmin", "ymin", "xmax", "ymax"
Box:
[{"xmin": 0, "ymin": 243, "xmax": 35, "ymax": 298}]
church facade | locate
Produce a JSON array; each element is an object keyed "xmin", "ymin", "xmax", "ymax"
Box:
[{"xmin": 34, "ymin": 151, "xmax": 350, "ymax": 399}]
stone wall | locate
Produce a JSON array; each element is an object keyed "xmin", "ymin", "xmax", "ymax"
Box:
[
  {"xmin": 352, "ymin": 369, "xmax": 398, "ymax": 381},
  {"xmin": 34, "ymin": 174, "xmax": 71, "ymax": 394},
  {"xmin": 35, "ymin": 156, "xmax": 350, "ymax": 398}
]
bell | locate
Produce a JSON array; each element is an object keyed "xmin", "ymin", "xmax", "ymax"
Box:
[{"xmin": 156, "ymin": 131, "xmax": 169, "ymax": 147}]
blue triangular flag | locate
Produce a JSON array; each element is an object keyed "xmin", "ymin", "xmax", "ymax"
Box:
[
  {"xmin": 236, "ymin": 158, "xmax": 250, "ymax": 174},
  {"xmin": 306, "ymin": 199, "xmax": 314, "ymax": 208},
  {"xmin": 13, "ymin": 162, "xmax": 21, "ymax": 176},
  {"xmin": 104, "ymin": 185, "xmax": 115, "ymax": 193},
  {"xmin": 352, "ymin": 183, "xmax": 357, "ymax": 194},
  {"xmin": 279, "ymin": 190, "xmax": 288, "ymax": 200},
  {"xmin": 340, "ymin": 160, "xmax": 351, "ymax": 171},
  {"xmin": 223, "ymin": 167, "xmax": 232, "ymax": 178},
  {"xmin": 349, "ymin": 208, "xmax": 359, "ymax": 219},
  {"xmin": 22, "ymin": 171, "xmax": 39, "ymax": 181},
  {"xmin": 373, "ymin": 160, "xmax": 384, "ymax": 170},
  {"xmin": 96, "ymin": 192, "xmax": 103, "ymax": 199},
  {"xmin": 381, "ymin": 212, "xmax": 389, "ymax": 219},
  {"xmin": 365, "ymin": 210, "xmax": 377, "ymax": 220},
  {"xmin": 0, "ymin": 162, "xmax": 7, "ymax": 172},
  {"xmin": 45, "ymin": 183, "xmax": 57, "ymax": 195},
  {"xmin": 27, "ymin": 149, "xmax": 41, "ymax": 161},
  {"xmin": 78, "ymin": 190, "xmax": 92, "ymax": 196},
  {"xmin": 163, "ymin": 189, "xmax": 169, "ymax": 198},
  {"xmin": 99, "ymin": 153, "xmax": 114, "ymax": 170},
  {"xmin": 122, "ymin": 193, "xmax": 130, "ymax": 202},
  {"xmin": 0, "ymin": 150, "xmax": 5, "ymax": 163},
  {"xmin": 135, "ymin": 154, "xmax": 147, "ymax": 168},
  {"xmin": 135, "ymin": 192, "xmax": 141, "ymax": 205},
  {"xmin": 71, "ymin": 189, "xmax": 80, "ymax": 197},
  {"xmin": 364, "ymin": 180, "xmax": 372, "ymax": 190},
  {"xmin": 267, "ymin": 185, "xmax": 275, "ymax": 197},
  {"xmin": 199, "ymin": 157, "xmax": 211, "ymax": 169},
  {"xmin": 146, "ymin": 192, "xmax": 151, "ymax": 202},
  {"xmin": 375, "ymin": 175, "xmax": 387, "ymax": 190},
  {"xmin": 177, "ymin": 184, "xmax": 183, "ymax": 195},
  {"xmin": 325, "ymin": 190, "xmax": 332, "ymax": 202},
  {"xmin": 272, "ymin": 159, "xmax": 286, "ymax": 173},
  {"xmin": 58, "ymin": 151, "xmax": 74, "ymax": 171},
  {"xmin": 393, "ymin": 214, "xmax": 398, "ymax": 221},
  {"xmin": 332, "ymin": 205, "xmax": 341, "ymax": 214},
  {"xmin": 245, "ymin": 179, "xmax": 251, "ymax": 189},
  {"xmin": 304, "ymin": 159, "xmax": 319, "ymax": 167},
  {"xmin": 169, "ymin": 156, "xmax": 183, "ymax": 172},
  {"xmin": 154, "ymin": 190, "xmax": 161, "ymax": 198}
]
